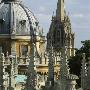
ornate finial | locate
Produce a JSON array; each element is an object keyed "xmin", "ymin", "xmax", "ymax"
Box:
[
  {"xmin": 82, "ymin": 53, "xmax": 86, "ymax": 60},
  {"xmin": 6, "ymin": 51, "xmax": 9, "ymax": 57},
  {"xmin": 53, "ymin": 11, "xmax": 54, "ymax": 16}
]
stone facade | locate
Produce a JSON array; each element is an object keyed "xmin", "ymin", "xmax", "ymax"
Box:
[{"xmin": 47, "ymin": 0, "xmax": 75, "ymax": 58}]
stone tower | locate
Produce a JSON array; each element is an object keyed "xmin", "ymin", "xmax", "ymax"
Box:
[{"xmin": 47, "ymin": 0, "xmax": 75, "ymax": 58}]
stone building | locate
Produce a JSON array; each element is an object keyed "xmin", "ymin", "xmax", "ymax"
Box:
[
  {"xmin": 0, "ymin": 0, "xmax": 47, "ymax": 74},
  {"xmin": 0, "ymin": 0, "xmax": 46, "ymax": 89}
]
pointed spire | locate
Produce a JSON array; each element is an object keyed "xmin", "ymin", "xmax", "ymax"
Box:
[
  {"xmin": 56, "ymin": 0, "xmax": 65, "ymax": 21},
  {"xmin": 52, "ymin": 11, "xmax": 54, "ymax": 17},
  {"xmin": 81, "ymin": 53, "xmax": 87, "ymax": 89},
  {"xmin": 85, "ymin": 57, "xmax": 90, "ymax": 89},
  {"xmin": 48, "ymin": 46, "xmax": 54, "ymax": 86},
  {"xmin": 26, "ymin": 44, "xmax": 37, "ymax": 90}
]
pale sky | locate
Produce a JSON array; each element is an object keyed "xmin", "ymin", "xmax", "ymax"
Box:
[{"xmin": 23, "ymin": 0, "xmax": 90, "ymax": 48}]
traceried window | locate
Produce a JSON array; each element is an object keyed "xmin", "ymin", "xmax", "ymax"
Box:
[{"xmin": 21, "ymin": 45, "xmax": 28, "ymax": 56}]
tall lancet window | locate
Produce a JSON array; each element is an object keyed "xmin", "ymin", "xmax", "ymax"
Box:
[
  {"xmin": 0, "ymin": 19, "xmax": 5, "ymax": 34},
  {"xmin": 21, "ymin": 45, "xmax": 28, "ymax": 57}
]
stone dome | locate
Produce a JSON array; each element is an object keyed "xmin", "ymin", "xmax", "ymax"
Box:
[{"xmin": 0, "ymin": 0, "xmax": 39, "ymax": 35}]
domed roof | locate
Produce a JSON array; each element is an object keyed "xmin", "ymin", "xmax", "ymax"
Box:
[{"xmin": 0, "ymin": 0, "xmax": 39, "ymax": 35}]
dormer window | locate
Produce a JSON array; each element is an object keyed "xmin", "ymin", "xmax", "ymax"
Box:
[
  {"xmin": 0, "ymin": 19, "xmax": 5, "ymax": 23},
  {"xmin": 20, "ymin": 20, "xmax": 26, "ymax": 25},
  {"xmin": 19, "ymin": 20, "xmax": 26, "ymax": 34},
  {"xmin": 0, "ymin": 19, "xmax": 5, "ymax": 33},
  {"xmin": 35, "ymin": 22, "xmax": 39, "ymax": 26}
]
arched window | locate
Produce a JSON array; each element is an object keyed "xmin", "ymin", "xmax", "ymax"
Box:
[{"xmin": 0, "ymin": 46, "xmax": 2, "ymax": 53}]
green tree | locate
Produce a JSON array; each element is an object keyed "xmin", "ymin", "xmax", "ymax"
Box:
[{"xmin": 69, "ymin": 40, "xmax": 90, "ymax": 87}]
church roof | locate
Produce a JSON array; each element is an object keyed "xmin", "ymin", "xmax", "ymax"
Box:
[{"xmin": 0, "ymin": 0, "xmax": 39, "ymax": 35}]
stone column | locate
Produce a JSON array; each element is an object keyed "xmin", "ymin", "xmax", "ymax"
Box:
[
  {"xmin": 8, "ymin": 55, "xmax": 16, "ymax": 90},
  {"xmin": 26, "ymin": 43, "xmax": 36, "ymax": 90},
  {"xmin": 86, "ymin": 58, "xmax": 90, "ymax": 90},
  {"xmin": 3, "ymin": 73, "xmax": 9, "ymax": 90},
  {"xmin": 81, "ymin": 53, "xmax": 87, "ymax": 89},
  {"xmin": 0, "ymin": 53, "xmax": 4, "ymax": 90},
  {"xmin": 10, "ymin": 3, "xmax": 16, "ymax": 35},
  {"xmin": 59, "ymin": 46, "xmax": 70, "ymax": 90},
  {"xmin": 66, "ymin": 74, "xmax": 78, "ymax": 90},
  {"xmin": 11, "ymin": 41, "xmax": 16, "ymax": 55},
  {"xmin": 14, "ymin": 55, "xmax": 18, "ymax": 75},
  {"xmin": 47, "ymin": 46, "xmax": 54, "ymax": 86}
]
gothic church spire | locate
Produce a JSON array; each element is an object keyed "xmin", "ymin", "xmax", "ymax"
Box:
[{"xmin": 56, "ymin": 0, "xmax": 64, "ymax": 21}]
